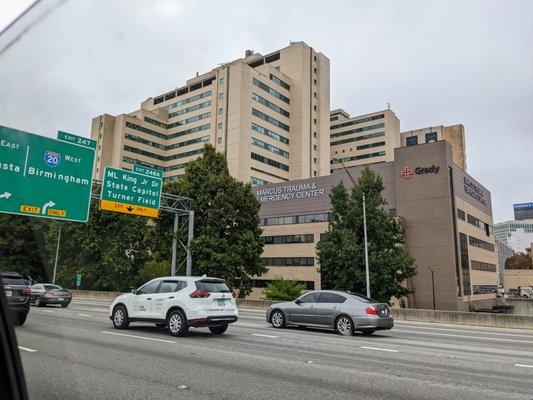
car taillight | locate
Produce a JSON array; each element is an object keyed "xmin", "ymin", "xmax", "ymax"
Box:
[
  {"xmin": 22, "ymin": 288, "xmax": 31, "ymax": 296},
  {"xmin": 189, "ymin": 290, "xmax": 210, "ymax": 298},
  {"xmin": 44, "ymin": 291, "xmax": 54, "ymax": 297},
  {"xmin": 365, "ymin": 306, "xmax": 379, "ymax": 316}
]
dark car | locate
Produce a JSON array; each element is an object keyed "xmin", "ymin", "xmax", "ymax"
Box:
[
  {"xmin": 30, "ymin": 284, "xmax": 72, "ymax": 307},
  {"xmin": 1, "ymin": 272, "xmax": 31, "ymax": 326}
]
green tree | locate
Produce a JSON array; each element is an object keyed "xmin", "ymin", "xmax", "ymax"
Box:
[
  {"xmin": 0, "ymin": 215, "xmax": 50, "ymax": 281},
  {"xmin": 317, "ymin": 167, "xmax": 416, "ymax": 304},
  {"xmin": 505, "ymin": 253, "xmax": 532, "ymax": 269},
  {"xmin": 44, "ymin": 203, "xmax": 153, "ymax": 291},
  {"xmin": 263, "ymin": 277, "xmax": 305, "ymax": 301},
  {"xmin": 138, "ymin": 260, "xmax": 171, "ymax": 284},
  {"xmin": 154, "ymin": 144, "xmax": 266, "ymax": 297}
]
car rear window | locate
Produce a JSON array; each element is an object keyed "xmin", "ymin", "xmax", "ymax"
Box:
[
  {"xmin": 346, "ymin": 293, "xmax": 377, "ymax": 303},
  {"xmin": 195, "ymin": 280, "xmax": 231, "ymax": 293},
  {"xmin": 44, "ymin": 284, "xmax": 62, "ymax": 290},
  {"xmin": 2, "ymin": 277, "xmax": 25, "ymax": 286}
]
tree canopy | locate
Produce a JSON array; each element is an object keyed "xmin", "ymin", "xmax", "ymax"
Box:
[
  {"xmin": 505, "ymin": 253, "xmax": 532, "ymax": 270},
  {"xmin": 317, "ymin": 167, "xmax": 416, "ymax": 304}
]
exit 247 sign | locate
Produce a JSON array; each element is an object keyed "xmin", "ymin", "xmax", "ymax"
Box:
[{"xmin": 100, "ymin": 166, "xmax": 162, "ymax": 218}]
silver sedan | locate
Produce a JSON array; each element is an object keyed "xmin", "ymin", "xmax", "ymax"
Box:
[{"xmin": 266, "ymin": 290, "xmax": 393, "ymax": 336}]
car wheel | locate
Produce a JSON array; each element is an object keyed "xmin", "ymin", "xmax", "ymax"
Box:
[
  {"xmin": 361, "ymin": 329, "xmax": 376, "ymax": 336},
  {"xmin": 335, "ymin": 315, "xmax": 354, "ymax": 336},
  {"xmin": 167, "ymin": 310, "xmax": 189, "ymax": 337},
  {"xmin": 112, "ymin": 306, "xmax": 130, "ymax": 329},
  {"xmin": 270, "ymin": 310, "xmax": 286, "ymax": 329},
  {"xmin": 14, "ymin": 314, "xmax": 27, "ymax": 326},
  {"xmin": 209, "ymin": 325, "xmax": 228, "ymax": 334},
  {"xmin": 61, "ymin": 303, "xmax": 69, "ymax": 308},
  {"xmin": 35, "ymin": 296, "xmax": 42, "ymax": 307}
]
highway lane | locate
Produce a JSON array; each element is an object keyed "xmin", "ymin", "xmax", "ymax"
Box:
[{"xmin": 14, "ymin": 299, "xmax": 533, "ymax": 400}]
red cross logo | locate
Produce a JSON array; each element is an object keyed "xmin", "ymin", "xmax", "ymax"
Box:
[{"xmin": 400, "ymin": 166, "xmax": 414, "ymax": 179}]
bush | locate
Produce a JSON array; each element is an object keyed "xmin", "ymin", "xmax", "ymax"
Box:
[
  {"xmin": 137, "ymin": 260, "xmax": 171, "ymax": 285},
  {"xmin": 263, "ymin": 278, "xmax": 305, "ymax": 301}
]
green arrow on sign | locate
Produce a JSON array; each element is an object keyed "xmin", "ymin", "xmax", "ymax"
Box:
[{"xmin": 0, "ymin": 125, "xmax": 95, "ymax": 222}]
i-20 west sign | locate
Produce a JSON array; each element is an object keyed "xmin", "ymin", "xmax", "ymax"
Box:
[{"xmin": 0, "ymin": 125, "xmax": 95, "ymax": 222}]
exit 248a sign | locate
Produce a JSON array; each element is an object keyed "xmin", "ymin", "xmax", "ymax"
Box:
[{"xmin": 100, "ymin": 167, "xmax": 162, "ymax": 217}]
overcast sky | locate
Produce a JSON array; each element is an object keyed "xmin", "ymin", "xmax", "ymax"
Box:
[{"xmin": 0, "ymin": 0, "xmax": 531, "ymax": 222}]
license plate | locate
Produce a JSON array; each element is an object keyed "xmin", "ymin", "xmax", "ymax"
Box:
[
  {"xmin": 58, "ymin": 297, "xmax": 64, "ymax": 301},
  {"xmin": 5, "ymin": 291, "xmax": 12, "ymax": 297},
  {"xmin": 217, "ymin": 300, "xmax": 225, "ymax": 306}
]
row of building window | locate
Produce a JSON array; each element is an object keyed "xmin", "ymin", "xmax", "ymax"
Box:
[
  {"xmin": 125, "ymin": 121, "xmax": 211, "ymax": 141},
  {"xmin": 252, "ymin": 108, "xmax": 290, "ymax": 132},
  {"xmin": 330, "ymin": 123, "xmax": 386, "ymax": 139},
  {"xmin": 251, "ymin": 279, "xmax": 315, "ymax": 290},
  {"xmin": 163, "ymin": 90, "xmax": 212, "ymax": 110},
  {"xmin": 330, "ymin": 131, "xmax": 385, "ymax": 147},
  {"xmin": 261, "ymin": 257, "xmax": 314, "ymax": 266},
  {"xmin": 332, "ymin": 151, "xmax": 386, "ymax": 164},
  {"xmin": 357, "ymin": 141, "xmax": 385, "ymax": 151},
  {"xmin": 252, "ymin": 123, "xmax": 289, "ymax": 145},
  {"xmin": 252, "ymin": 78, "xmax": 290, "ymax": 104},
  {"xmin": 260, "ymin": 213, "xmax": 331, "ymax": 226},
  {"xmin": 122, "ymin": 156, "xmax": 188, "ymax": 173},
  {"xmin": 125, "ymin": 132, "xmax": 209, "ymax": 151},
  {"xmin": 250, "ymin": 167, "xmax": 289, "ymax": 182},
  {"xmin": 250, "ymin": 176, "xmax": 270, "ymax": 186},
  {"xmin": 269, "ymin": 74, "xmax": 290, "ymax": 91},
  {"xmin": 472, "ymin": 285, "xmax": 498, "ymax": 295},
  {"xmin": 165, "ymin": 112, "xmax": 211, "ymax": 129},
  {"xmin": 468, "ymin": 236, "xmax": 495, "ymax": 252},
  {"xmin": 251, "ymin": 137, "xmax": 289, "ymax": 159},
  {"xmin": 247, "ymin": 51, "xmax": 281, "ymax": 68},
  {"xmin": 251, "ymin": 152, "xmax": 289, "ymax": 171},
  {"xmin": 330, "ymin": 115, "xmax": 339, "ymax": 122},
  {"xmin": 264, "ymin": 234, "xmax": 314, "ymax": 245},
  {"xmin": 252, "ymin": 93, "xmax": 290, "ymax": 118},
  {"xmin": 405, "ymin": 132, "xmax": 438, "ymax": 146},
  {"xmin": 330, "ymin": 113, "xmax": 384, "ymax": 130},
  {"xmin": 168, "ymin": 100, "xmax": 211, "ymax": 118},
  {"xmin": 154, "ymin": 77, "xmax": 215, "ymax": 105},
  {"xmin": 471, "ymin": 260, "xmax": 497, "ymax": 273},
  {"xmin": 467, "ymin": 214, "xmax": 493, "ymax": 236},
  {"xmin": 124, "ymin": 145, "xmax": 204, "ymax": 162}
]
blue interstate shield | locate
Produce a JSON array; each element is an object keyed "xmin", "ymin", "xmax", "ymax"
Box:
[{"xmin": 44, "ymin": 151, "xmax": 61, "ymax": 167}]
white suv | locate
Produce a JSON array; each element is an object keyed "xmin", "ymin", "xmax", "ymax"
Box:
[{"xmin": 109, "ymin": 276, "xmax": 238, "ymax": 337}]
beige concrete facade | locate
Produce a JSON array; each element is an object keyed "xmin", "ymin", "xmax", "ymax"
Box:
[
  {"xmin": 91, "ymin": 42, "xmax": 330, "ymax": 185},
  {"xmin": 503, "ymin": 269, "xmax": 533, "ymax": 292},
  {"xmin": 401, "ymin": 124, "xmax": 467, "ymax": 171},
  {"xmin": 330, "ymin": 108, "xmax": 400, "ymax": 171},
  {"xmin": 252, "ymin": 141, "xmax": 497, "ymax": 310}
]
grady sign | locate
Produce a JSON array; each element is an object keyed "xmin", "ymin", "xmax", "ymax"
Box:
[
  {"xmin": 256, "ymin": 182, "xmax": 326, "ymax": 203},
  {"xmin": 400, "ymin": 165, "xmax": 440, "ymax": 179}
]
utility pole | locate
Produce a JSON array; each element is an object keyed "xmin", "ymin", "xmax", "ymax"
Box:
[
  {"xmin": 186, "ymin": 210, "xmax": 194, "ymax": 276},
  {"xmin": 425, "ymin": 265, "xmax": 436, "ymax": 310},
  {"xmin": 333, "ymin": 158, "xmax": 371, "ymax": 298},
  {"xmin": 171, "ymin": 214, "xmax": 179, "ymax": 276},
  {"xmin": 52, "ymin": 227, "xmax": 61, "ymax": 284}
]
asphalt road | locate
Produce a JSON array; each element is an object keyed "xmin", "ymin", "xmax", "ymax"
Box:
[{"xmin": 13, "ymin": 299, "xmax": 533, "ymax": 400}]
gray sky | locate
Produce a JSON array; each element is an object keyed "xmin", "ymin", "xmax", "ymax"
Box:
[{"xmin": 0, "ymin": 0, "xmax": 531, "ymax": 223}]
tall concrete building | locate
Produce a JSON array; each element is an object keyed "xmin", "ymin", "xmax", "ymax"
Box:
[
  {"xmin": 494, "ymin": 219, "xmax": 533, "ymax": 254},
  {"xmin": 91, "ymin": 42, "xmax": 330, "ymax": 184},
  {"xmin": 401, "ymin": 124, "xmax": 467, "ymax": 171},
  {"xmin": 329, "ymin": 108, "xmax": 400, "ymax": 171},
  {"xmin": 514, "ymin": 202, "xmax": 533, "ymax": 220}
]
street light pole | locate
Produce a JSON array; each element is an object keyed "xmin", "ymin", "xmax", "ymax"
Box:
[
  {"xmin": 425, "ymin": 265, "xmax": 436, "ymax": 310},
  {"xmin": 333, "ymin": 158, "xmax": 371, "ymax": 298},
  {"xmin": 52, "ymin": 227, "xmax": 61, "ymax": 284}
]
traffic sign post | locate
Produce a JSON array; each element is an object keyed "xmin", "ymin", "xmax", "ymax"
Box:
[
  {"xmin": 0, "ymin": 125, "xmax": 95, "ymax": 222},
  {"xmin": 100, "ymin": 166, "xmax": 162, "ymax": 218},
  {"xmin": 76, "ymin": 274, "xmax": 82, "ymax": 289}
]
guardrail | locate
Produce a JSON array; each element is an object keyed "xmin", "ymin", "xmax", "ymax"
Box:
[{"xmin": 71, "ymin": 291, "xmax": 533, "ymax": 329}]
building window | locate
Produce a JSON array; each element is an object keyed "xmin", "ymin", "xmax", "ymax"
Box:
[
  {"xmin": 252, "ymin": 92, "xmax": 290, "ymax": 117},
  {"xmin": 252, "ymin": 123, "xmax": 289, "ymax": 145},
  {"xmin": 331, "ymin": 114, "xmax": 384, "ymax": 130},
  {"xmin": 259, "ymin": 213, "xmax": 331, "ymax": 226},
  {"xmin": 219, "ymin": 77, "xmax": 224, "ymax": 85},
  {"xmin": 468, "ymin": 236, "xmax": 495, "ymax": 252},
  {"xmin": 459, "ymin": 233, "xmax": 471, "ymax": 296},
  {"xmin": 313, "ymin": 132, "xmax": 317, "ymax": 138},
  {"xmin": 252, "ymin": 108, "xmax": 290, "ymax": 132},
  {"xmin": 314, "ymin": 67, "xmax": 317, "ymax": 74},
  {"xmin": 330, "ymin": 115, "xmax": 338, "ymax": 122},
  {"xmin": 330, "ymin": 123, "xmax": 386, "ymax": 139},
  {"xmin": 250, "ymin": 176, "xmax": 270, "ymax": 186},
  {"xmin": 356, "ymin": 141, "xmax": 385, "ymax": 151},
  {"xmin": 251, "ymin": 152, "xmax": 289, "ymax": 171},
  {"xmin": 269, "ymin": 74, "xmax": 290, "ymax": 91},
  {"xmin": 314, "ymin": 105, "xmax": 317, "ymax": 111},
  {"xmin": 264, "ymin": 234, "xmax": 314, "ymax": 245},
  {"xmin": 218, "ymin": 123, "xmax": 223, "ymax": 130},
  {"xmin": 261, "ymin": 257, "xmax": 314, "ymax": 266},
  {"xmin": 472, "ymin": 285, "xmax": 498, "ymax": 294},
  {"xmin": 168, "ymin": 100, "xmax": 212, "ymax": 118},
  {"xmin": 313, "ymin": 171, "xmax": 317, "ymax": 176},
  {"xmin": 313, "ymin": 92, "xmax": 317, "ymax": 98},
  {"xmin": 467, "ymin": 214, "xmax": 493, "ymax": 236},
  {"xmin": 252, "ymin": 78, "xmax": 290, "ymax": 104},
  {"xmin": 313, "ymin": 79, "xmax": 317, "ymax": 85},
  {"xmin": 471, "ymin": 261, "xmax": 497, "ymax": 273},
  {"xmin": 163, "ymin": 90, "xmax": 212, "ymax": 110},
  {"xmin": 332, "ymin": 151, "xmax": 386, "ymax": 164},
  {"xmin": 406, "ymin": 136, "xmax": 418, "ymax": 147},
  {"xmin": 218, "ymin": 108, "xmax": 223, "ymax": 115},
  {"xmin": 425, "ymin": 132, "xmax": 438, "ymax": 143},
  {"xmin": 313, "ymin": 144, "xmax": 317, "ymax": 150},
  {"xmin": 313, "ymin": 157, "xmax": 317, "ymax": 163},
  {"xmin": 457, "ymin": 209, "xmax": 466, "ymax": 220},
  {"xmin": 217, "ymin": 137, "xmax": 222, "ymax": 144},
  {"xmin": 219, "ymin": 93, "xmax": 224, "ymax": 100},
  {"xmin": 251, "ymin": 137, "xmax": 289, "ymax": 158}
]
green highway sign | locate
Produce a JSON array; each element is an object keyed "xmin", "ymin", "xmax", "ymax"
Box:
[
  {"xmin": 76, "ymin": 274, "xmax": 82, "ymax": 288},
  {"xmin": 100, "ymin": 166, "xmax": 162, "ymax": 218},
  {"xmin": 58, "ymin": 130, "xmax": 97, "ymax": 149},
  {"xmin": 132, "ymin": 164, "xmax": 163, "ymax": 179},
  {"xmin": 0, "ymin": 125, "xmax": 95, "ymax": 222}
]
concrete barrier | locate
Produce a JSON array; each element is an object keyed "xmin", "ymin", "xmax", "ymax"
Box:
[
  {"xmin": 497, "ymin": 298, "xmax": 533, "ymax": 316},
  {"xmin": 71, "ymin": 289, "xmax": 125, "ymax": 300}
]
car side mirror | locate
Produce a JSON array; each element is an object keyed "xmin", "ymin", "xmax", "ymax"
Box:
[
  {"xmin": 132, "ymin": 289, "xmax": 139, "ymax": 295},
  {"xmin": 295, "ymin": 299, "xmax": 301, "ymax": 305}
]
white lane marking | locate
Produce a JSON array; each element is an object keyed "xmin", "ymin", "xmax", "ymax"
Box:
[
  {"xmin": 395, "ymin": 324, "xmax": 533, "ymax": 338},
  {"xmin": 515, "ymin": 364, "xmax": 533, "ymax": 368},
  {"xmin": 252, "ymin": 333, "xmax": 278, "ymax": 338},
  {"xmin": 18, "ymin": 346, "xmax": 37, "ymax": 353},
  {"xmin": 361, "ymin": 346, "xmax": 398, "ymax": 353},
  {"xmin": 394, "ymin": 329, "xmax": 533, "ymax": 344},
  {"xmin": 240, "ymin": 315, "xmax": 266, "ymax": 320},
  {"xmin": 41, "ymin": 309, "xmax": 55, "ymax": 313},
  {"xmin": 101, "ymin": 331, "xmax": 176, "ymax": 344},
  {"xmin": 78, "ymin": 313, "xmax": 91, "ymax": 317}
]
